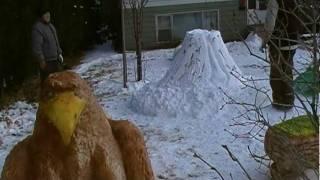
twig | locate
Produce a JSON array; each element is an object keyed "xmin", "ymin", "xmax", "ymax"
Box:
[
  {"xmin": 193, "ymin": 153, "xmax": 225, "ymax": 180},
  {"xmin": 230, "ymin": 173, "xmax": 234, "ymax": 180},
  {"xmin": 247, "ymin": 146, "xmax": 270, "ymax": 167},
  {"xmin": 221, "ymin": 145, "xmax": 253, "ymax": 180}
]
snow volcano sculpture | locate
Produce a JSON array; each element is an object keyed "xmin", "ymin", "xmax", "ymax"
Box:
[
  {"xmin": 131, "ymin": 30, "xmax": 242, "ymax": 117},
  {"xmin": 1, "ymin": 71, "xmax": 154, "ymax": 180}
]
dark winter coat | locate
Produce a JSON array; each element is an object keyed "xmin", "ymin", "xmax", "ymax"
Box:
[{"xmin": 32, "ymin": 21, "xmax": 62, "ymax": 62}]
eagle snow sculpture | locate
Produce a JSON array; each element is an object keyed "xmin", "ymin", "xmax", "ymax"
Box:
[{"xmin": 1, "ymin": 71, "xmax": 154, "ymax": 180}]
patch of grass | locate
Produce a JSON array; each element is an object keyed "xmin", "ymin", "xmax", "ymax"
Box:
[{"xmin": 274, "ymin": 115, "xmax": 318, "ymax": 137}]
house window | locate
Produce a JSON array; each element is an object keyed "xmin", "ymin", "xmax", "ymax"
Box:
[
  {"xmin": 172, "ymin": 12, "xmax": 202, "ymax": 40},
  {"xmin": 157, "ymin": 15, "xmax": 172, "ymax": 42},
  {"xmin": 258, "ymin": 0, "xmax": 267, "ymax": 10},
  {"xmin": 156, "ymin": 10, "xmax": 219, "ymax": 42},
  {"xmin": 248, "ymin": 0, "xmax": 267, "ymax": 10},
  {"xmin": 248, "ymin": 0, "xmax": 256, "ymax": 9},
  {"xmin": 203, "ymin": 11, "xmax": 219, "ymax": 30}
]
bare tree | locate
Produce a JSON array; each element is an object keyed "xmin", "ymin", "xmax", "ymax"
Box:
[
  {"xmin": 124, "ymin": 0, "xmax": 149, "ymax": 81},
  {"xmin": 266, "ymin": 0, "xmax": 319, "ymax": 125},
  {"xmin": 219, "ymin": 0, "xmax": 319, "ymax": 179}
]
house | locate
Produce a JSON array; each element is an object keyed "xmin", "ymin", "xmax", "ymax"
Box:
[
  {"xmin": 247, "ymin": 0, "xmax": 267, "ymax": 25},
  {"xmin": 124, "ymin": 0, "xmax": 267, "ymax": 50}
]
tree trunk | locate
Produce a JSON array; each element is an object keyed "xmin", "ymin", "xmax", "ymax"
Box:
[
  {"xmin": 269, "ymin": 46, "xmax": 295, "ymax": 108},
  {"xmin": 269, "ymin": 0, "xmax": 304, "ymax": 108},
  {"xmin": 136, "ymin": 39, "xmax": 142, "ymax": 81}
]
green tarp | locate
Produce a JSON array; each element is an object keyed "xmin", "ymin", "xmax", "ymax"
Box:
[{"xmin": 294, "ymin": 67, "xmax": 320, "ymax": 96}]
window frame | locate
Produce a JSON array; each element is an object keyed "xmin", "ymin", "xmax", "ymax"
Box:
[
  {"xmin": 258, "ymin": 0, "xmax": 267, "ymax": 10},
  {"xmin": 155, "ymin": 9, "xmax": 220, "ymax": 43},
  {"xmin": 247, "ymin": 0, "xmax": 267, "ymax": 10},
  {"xmin": 155, "ymin": 15, "xmax": 174, "ymax": 43}
]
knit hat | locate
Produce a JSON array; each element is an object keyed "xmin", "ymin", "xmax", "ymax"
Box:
[{"xmin": 37, "ymin": 7, "xmax": 50, "ymax": 17}]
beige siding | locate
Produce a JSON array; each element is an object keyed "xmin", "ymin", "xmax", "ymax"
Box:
[{"xmin": 124, "ymin": 0, "xmax": 247, "ymax": 50}]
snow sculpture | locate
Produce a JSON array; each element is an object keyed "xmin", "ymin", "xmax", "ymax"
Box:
[
  {"xmin": 1, "ymin": 71, "xmax": 154, "ymax": 180},
  {"xmin": 132, "ymin": 30, "xmax": 242, "ymax": 117}
]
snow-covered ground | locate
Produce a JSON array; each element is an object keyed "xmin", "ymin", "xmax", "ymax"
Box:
[{"xmin": 0, "ymin": 31, "xmax": 317, "ymax": 179}]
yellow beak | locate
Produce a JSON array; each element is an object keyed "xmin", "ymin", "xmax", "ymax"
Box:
[{"xmin": 40, "ymin": 91, "xmax": 86, "ymax": 145}]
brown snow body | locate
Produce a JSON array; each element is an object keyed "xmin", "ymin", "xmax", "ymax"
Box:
[
  {"xmin": 1, "ymin": 71, "xmax": 154, "ymax": 180},
  {"xmin": 265, "ymin": 127, "xmax": 319, "ymax": 180}
]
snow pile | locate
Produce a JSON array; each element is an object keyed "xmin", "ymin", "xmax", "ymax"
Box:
[
  {"xmin": 131, "ymin": 30, "xmax": 242, "ymax": 117},
  {"xmin": 0, "ymin": 102, "xmax": 36, "ymax": 138},
  {"xmin": 0, "ymin": 101, "xmax": 37, "ymax": 170},
  {"xmin": 245, "ymin": 32, "xmax": 263, "ymax": 49}
]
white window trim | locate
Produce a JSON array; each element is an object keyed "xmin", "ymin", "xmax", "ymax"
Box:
[
  {"xmin": 155, "ymin": 9, "xmax": 220, "ymax": 43},
  {"xmin": 247, "ymin": 0, "xmax": 266, "ymax": 10},
  {"xmin": 155, "ymin": 15, "xmax": 174, "ymax": 43}
]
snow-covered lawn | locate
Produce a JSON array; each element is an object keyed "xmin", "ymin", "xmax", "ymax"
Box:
[{"xmin": 0, "ymin": 32, "xmax": 316, "ymax": 179}]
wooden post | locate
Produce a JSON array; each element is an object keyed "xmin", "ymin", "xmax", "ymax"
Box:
[{"xmin": 121, "ymin": 0, "xmax": 128, "ymax": 88}]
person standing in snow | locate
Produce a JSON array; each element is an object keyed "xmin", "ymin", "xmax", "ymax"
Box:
[{"xmin": 32, "ymin": 9, "xmax": 64, "ymax": 83}]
